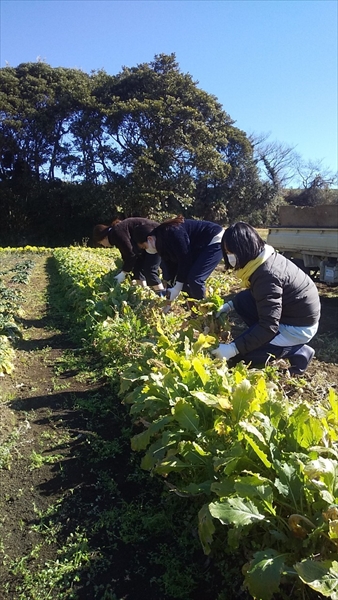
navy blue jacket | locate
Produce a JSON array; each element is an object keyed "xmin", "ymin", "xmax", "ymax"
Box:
[{"xmin": 153, "ymin": 219, "xmax": 223, "ymax": 283}]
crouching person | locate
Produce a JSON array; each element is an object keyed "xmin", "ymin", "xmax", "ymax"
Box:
[
  {"xmin": 135, "ymin": 214, "xmax": 224, "ymax": 304},
  {"xmin": 92, "ymin": 217, "xmax": 165, "ymax": 294},
  {"xmin": 212, "ymin": 222, "xmax": 321, "ymax": 375}
]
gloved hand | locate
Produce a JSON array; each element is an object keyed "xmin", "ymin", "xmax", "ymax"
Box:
[
  {"xmin": 114, "ymin": 271, "xmax": 126, "ymax": 284},
  {"xmin": 211, "ymin": 342, "xmax": 238, "ymax": 361},
  {"xmin": 162, "ymin": 303, "xmax": 172, "ymax": 315},
  {"xmin": 135, "ymin": 279, "xmax": 147, "ymax": 287},
  {"xmin": 166, "ymin": 282, "xmax": 184, "ymax": 301},
  {"xmin": 216, "ymin": 300, "xmax": 234, "ymax": 318}
]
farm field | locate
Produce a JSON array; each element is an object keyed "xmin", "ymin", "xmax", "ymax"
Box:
[{"xmin": 0, "ymin": 249, "xmax": 337, "ymax": 600}]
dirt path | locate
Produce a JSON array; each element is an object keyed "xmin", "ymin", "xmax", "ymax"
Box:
[{"xmin": 0, "ymin": 256, "xmax": 104, "ymax": 595}]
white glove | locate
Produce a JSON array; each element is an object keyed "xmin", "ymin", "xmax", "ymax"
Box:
[
  {"xmin": 135, "ymin": 279, "xmax": 147, "ymax": 287},
  {"xmin": 166, "ymin": 282, "xmax": 184, "ymax": 301},
  {"xmin": 216, "ymin": 301, "xmax": 234, "ymax": 318},
  {"xmin": 211, "ymin": 342, "xmax": 238, "ymax": 361},
  {"xmin": 114, "ymin": 271, "xmax": 126, "ymax": 284}
]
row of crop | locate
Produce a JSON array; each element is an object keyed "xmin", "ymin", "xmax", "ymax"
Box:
[
  {"xmin": 52, "ymin": 247, "xmax": 338, "ymax": 600},
  {"xmin": 0, "ymin": 252, "xmax": 40, "ymax": 375}
]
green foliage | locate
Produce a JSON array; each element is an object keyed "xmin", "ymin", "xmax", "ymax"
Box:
[
  {"xmin": 295, "ymin": 559, "xmax": 338, "ymax": 597},
  {"xmin": 0, "ymin": 55, "xmax": 275, "ymax": 244},
  {"xmin": 0, "ymin": 254, "xmax": 35, "ymax": 373},
  {"xmin": 47, "ymin": 247, "xmax": 338, "ymax": 599}
]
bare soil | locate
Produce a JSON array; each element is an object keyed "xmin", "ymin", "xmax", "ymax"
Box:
[
  {"xmin": 0, "ymin": 255, "xmax": 337, "ymax": 600},
  {"xmin": 0, "ymin": 257, "xmax": 103, "ymax": 575}
]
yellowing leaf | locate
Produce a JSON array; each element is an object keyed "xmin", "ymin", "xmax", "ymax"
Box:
[
  {"xmin": 250, "ymin": 377, "xmax": 268, "ymax": 412},
  {"xmin": 166, "ymin": 349, "xmax": 181, "ymax": 363},
  {"xmin": 218, "ymin": 396, "xmax": 232, "ymax": 410},
  {"xmin": 243, "ymin": 433, "xmax": 272, "ymax": 468},
  {"xmin": 192, "ymin": 357, "xmax": 209, "ymax": 385},
  {"xmin": 192, "ymin": 333, "xmax": 216, "ymax": 354},
  {"xmin": 192, "ymin": 442, "xmax": 209, "ymax": 456},
  {"xmin": 329, "ymin": 520, "xmax": 338, "ymax": 540},
  {"xmin": 328, "ymin": 388, "xmax": 338, "ymax": 426},
  {"xmin": 234, "ymin": 371, "xmax": 245, "ymax": 385}
]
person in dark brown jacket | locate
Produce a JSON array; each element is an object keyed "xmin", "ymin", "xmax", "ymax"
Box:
[
  {"xmin": 212, "ymin": 222, "xmax": 321, "ymax": 375},
  {"xmin": 92, "ymin": 217, "xmax": 165, "ymax": 293}
]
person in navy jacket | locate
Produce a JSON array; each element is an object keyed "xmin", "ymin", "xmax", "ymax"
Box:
[
  {"xmin": 92, "ymin": 217, "xmax": 165, "ymax": 293},
  {"xmin": 135, "ymin": 215, "xmax": 223, "ymax": 302}
]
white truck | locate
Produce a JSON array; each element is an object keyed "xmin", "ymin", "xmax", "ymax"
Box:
[{"xmin": 267, "ymin": 204, "xmax": 338, "ymax": 284}]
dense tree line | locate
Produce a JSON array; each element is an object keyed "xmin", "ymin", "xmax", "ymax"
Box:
[{"xmin": 0, "ymin": 54, "xmax": 336, "ymax": 246}]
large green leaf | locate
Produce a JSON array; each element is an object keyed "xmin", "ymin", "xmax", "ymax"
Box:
[
  {"xmin": 180, "ymin": 480, "xmax": 213, "ymax": 495},
  {"xmin": 211, "ymin": 478, "xmax": 235, "ymax": 497},
  {"xmin": 244, "ymin": 550, "xmax": 286, "ymax": 600},
  {"xmin": 154, "ymin": 456, "xmax": 190, "ymax": 475},
  {"xmin": 213, "ymin": 443, "xmax": 244, "ymax": 475},
  {"xmin": 239, "ymin": 421, "xmax": 267, "ymax": 446},
  {"xmin": 191, "ymin": 390, "xmax": 232, "ymax": 411},
  {"xmin": 295, "ymin": 559, "xmax": 338, "ymax": 598},
  {"xmin": 177, "ymin": 440, "xmax": 212, "ymax": 468},
  {"xmin": 172, "ymin": 398, "xmax": 200, "ymax": 432},
  {"xmin": 191, "ymin": 390, "xmax": 222, "ymax": 407},
  {"xmin": 209, "ymin": 497, "xmax": 265, "ymax": 527},
  {"xmin": 131, "ymin": 415, "xmax": 173, "ymax": 451},
  {"xmin": 234, "ymin": 476, "xmax": 275, "ymax": 515},
  {"xmin": 272, "ymin": 457, "xmax": 303, "ymax": 504},
  {"xmin": 288, "ymin": 404, "xmax": 324, "ymax": 449},
  {"xmin": 140, "ymin": 431, "xmax": 180, "ymax": 470}
]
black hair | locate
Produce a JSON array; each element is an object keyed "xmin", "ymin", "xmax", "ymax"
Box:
[
  {"xmin": 222, "ymin": 222, "xmax": 265, "ymax": 269},
  {"xmin": 133, "ymin": 215, "xmax": 184, "ymax": 247}
]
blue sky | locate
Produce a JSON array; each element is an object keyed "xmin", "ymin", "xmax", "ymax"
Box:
[{"xmin": 1, "ymin": 0, "xmax": 337, "ymax": 179}]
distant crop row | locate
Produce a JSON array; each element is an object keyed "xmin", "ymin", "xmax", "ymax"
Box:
[{"xmin": 0, "ymin": 251, "xmax": 41, "ymax": 374}]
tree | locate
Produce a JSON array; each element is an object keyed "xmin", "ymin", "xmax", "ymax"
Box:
[
  {"xmin": 95, "ymin": 53, "xmax": 254, "ymax": 217},
  {"xmin": 283, "ymin": 158, "xmax": 337, "ymax": 207},
  {"xmin": 0, "ymin": 56, "xmax": 278, "ymax": 235},
  {"xmin": 249, "ymin": 133, "xmax": 297, "ymax": 190},
  {"xmin": 0, "ymin": 62, "xmax": 92, "ymax": 181}
]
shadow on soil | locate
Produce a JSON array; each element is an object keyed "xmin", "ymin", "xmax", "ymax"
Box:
[{"xmin": 7, "ymin": 383, "xmax": 250, "ymax": 600}]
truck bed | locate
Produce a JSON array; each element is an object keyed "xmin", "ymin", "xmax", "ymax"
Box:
[{"xmin": 267, "ymin": 227, "xmax": 338, "ymax": 257}]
